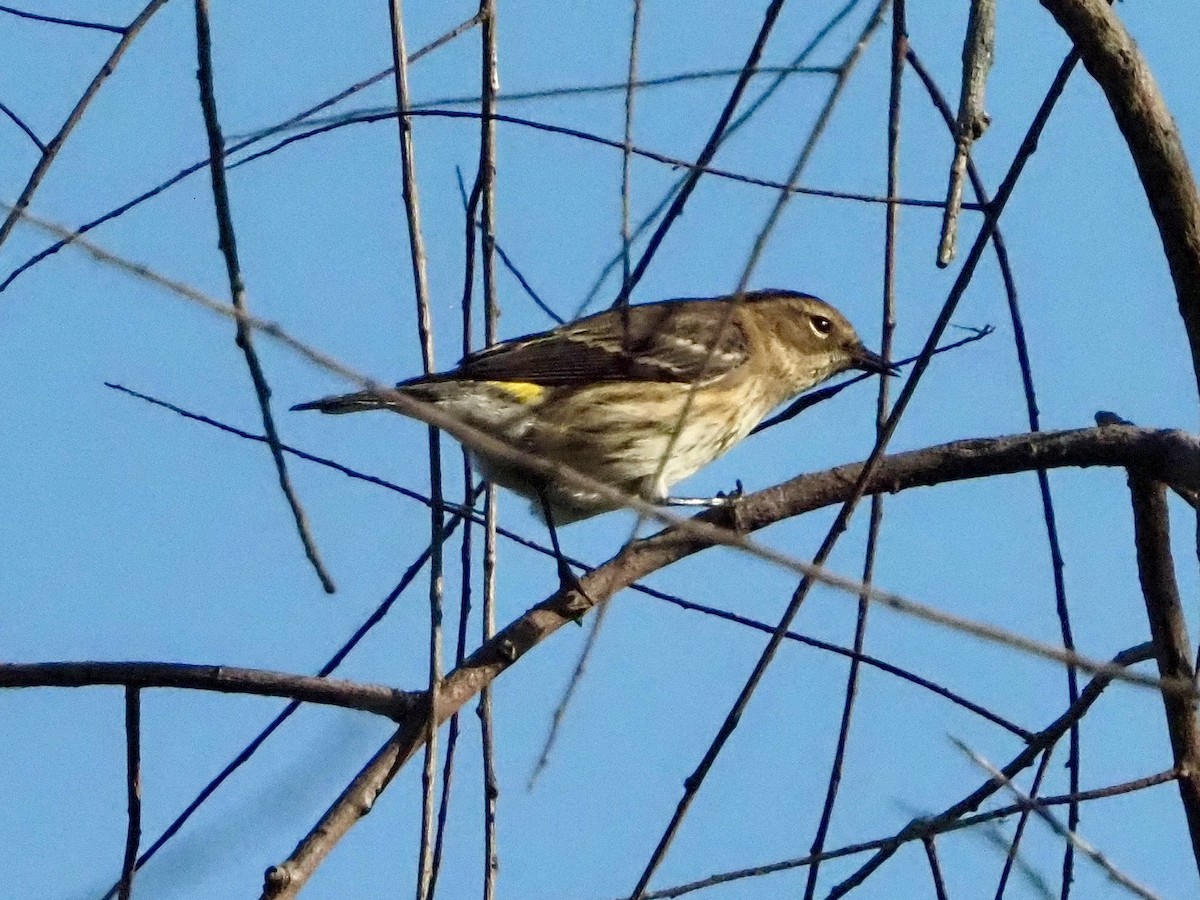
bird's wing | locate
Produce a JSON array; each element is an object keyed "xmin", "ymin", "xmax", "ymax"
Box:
[{"xmin": 447, "ymin": 300, "xmax": 750, "ymax": 386}]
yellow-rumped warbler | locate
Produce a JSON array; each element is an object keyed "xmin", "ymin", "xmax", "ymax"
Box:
[{"xmin": 295, "ymin": 289, "xmax": 890, "ymax": 529}]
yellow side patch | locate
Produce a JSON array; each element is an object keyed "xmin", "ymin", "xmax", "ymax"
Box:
[{"xmin": 485, "ymin": 380, "xmax": 545, "ymax": 404}]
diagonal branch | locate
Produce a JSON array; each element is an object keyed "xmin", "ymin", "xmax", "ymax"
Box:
[
  {"xmin": 612, "ymin": 0, "xmax": 790, "ymax": 307},
  {"xmin": 260, "ymin": 427, "xmax": 1199, "ymax": 898},
  {"xmin": 194, "ymin": 0, "xmax": 335, "ymax": 592},
  {"xmin": 1040, "ymin": 0, "xmax": 1200, "ymax": 402},
  {"xmin": 0, "ymin": 0, "xmax": 169, "ymax": 251}
]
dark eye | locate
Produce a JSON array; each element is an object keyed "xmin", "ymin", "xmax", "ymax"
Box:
[{"xmin": 810, "ymin": 315, "xmax": 832, "ymax": 337}]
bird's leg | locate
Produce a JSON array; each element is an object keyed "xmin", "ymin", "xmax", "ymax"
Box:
[
  {"xmin": 660, "ymin": 479, "xmax": 745, "ymax": 509},
  {"xmin": 659, "ymin": 480, "xmax": 748, "ymax": 531},
  {"xmin": 537, "ymin": 490, "xmax": 591, "ymax": 606}
]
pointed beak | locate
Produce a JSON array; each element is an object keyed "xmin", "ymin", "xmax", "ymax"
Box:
[{"xmin": 850, "ymin": 345, "xmax": 899, "ymax": 376}]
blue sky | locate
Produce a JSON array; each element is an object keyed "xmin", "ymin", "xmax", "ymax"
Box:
[{"xmin": 2, "ymin": 1, "xmax": 1198, "ymax": 898}]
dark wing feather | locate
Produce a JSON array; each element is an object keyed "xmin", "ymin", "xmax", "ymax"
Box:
[{"xmin": 447, "ymin": 300, "xmax": 749, "ymax": 386}]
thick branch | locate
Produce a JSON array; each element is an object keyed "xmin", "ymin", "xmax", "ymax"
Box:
[
  {"xmin": 1128, "ymin": 474, "xmax": 1200, "ymax": 871},
  {"xmin": 261, "ymin": 424, "xmax": 1198, "ymax": 897},
  {"xmin": 0, "ymin": 661, "xmax": 418, "ymax": 719},
  {"xmin": 1040, "ymin": 0, "xmax": 1200, "ymax": 401}
]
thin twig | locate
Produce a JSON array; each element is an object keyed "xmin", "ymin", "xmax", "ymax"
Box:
[
  {"xmin": 802, "ymin": 5, "xmax": 904, "ymax": 895},
  {"xmin": 0, "ymin": 661, "xmax": 418, "ymax": 718},
  {"xmin": 955, "ymin": 739, "xmax": 1160, "ymax": 899},
  {"xmin": 0, "ymin": 97, "xmax": 44, "ymax": 151},
  {"xmin": 118, "ymin": 688, "xmax": 141, "ymax": 900},
  {"xmin": 995, "ymin": 747, "xmax": 1054, "ymax": 899},
  {"xmin": 409, "ymin": 64, "xmax": 838, "ymax": 111},
  {"xmin": 478, "ymin": 6, "xmax": 501, "ymax": 891},
  {"xmin": 230, "ymin": 108, "xmax": 971, "ymax": 215},
  {"xmin": 907, "ymin": 43, "xmax": 1084, "ymax": 892},
  {"xmin": 528, "ymin": 606, "xmax": 609, "ymax": 789},
  {"xmin": 642, "ymin": 771, "xmax": 1176, "ymax": 899},
  {"xmin": 629, "ymin": 6, "xmax": 893, "ymax": 891},
  {"xmin": 0, "ymin": 3, "xmax": 125, "ymax": 33},
  {"xmin": 621, "ymin": 0, "xmax": 642, "ymax": 287},
  {"xmin": 386, "ymin": 4, "xmax": 443, "ymax": 897},
  {"xmin": 937, "ymin": 0, "xmax": 995, "ymax": 265},
  {"xmin": 913, "ymin": 39, "xmax": 1083, "ymax": 895},
  {"xmin": 0, "ymin": 11, "xmax": 482, "ymax": 295},
  {"xmin": 923, "ymin": 836, "xmax": 951, "ymax": 900},
  {"xmin": 105, "ymin": 380, "xmax": 1034, "ymax": 739},
  {"xmin": 531, "ymin": 0, "xmax": 646, "ymax": 792},
  {"xmin": 0, "ymin": 0, "xmax": 169, "ymax": 252},
  {"xmin": 479, "ymin": 485, "xmax": 499, "ymax": 900},
  {"xmin": 751, "ymin": 326, "xmax": 992, "ymax": 435},
  {"xmin": 194, "ymin": 0, "xmax": 334, "ymax": 593},
  {"xmin": 612, "ymin": 0, "xmax": 788, "ymax": 308}
]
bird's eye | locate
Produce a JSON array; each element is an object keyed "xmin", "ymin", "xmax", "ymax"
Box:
[{"xmin": 809, "ymin": 315, "xmax": 833, "ymax": 337}]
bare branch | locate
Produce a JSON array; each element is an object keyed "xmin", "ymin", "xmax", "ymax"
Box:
[
  {"xmin": 0, "ymin": 0, "xmax": 169, "ymax": 251},
  {"xmin": 0, "ymin": 11, "xmax": 482, "ymax": 294},
  {"xmin": 1040, "ymin": 0, "xmax": 1200, "ymax": 401},
  {"xmin": 0, "ymin": 3, "xmax": 125, "ymax": 32},
  {"xmin": 641, "ymin": 646, "xmax": 1160, "ymax": 900},
  {"xmin": 193, "ymin": 0, "xmax": 334, "ymax": 592},
  {"xmin": 385, "ymin": 7, "xmax": 444, "ymax": 894},
  {"xmin": 0, "ymin": 661, "xmax": 419, "ymax": 719},
  {"xmin": 118, "ymin": 688, "xmax": 141, "ymax": 900},
  {"xmin": 0, "ymin": 97, "xmax": 44, "ymax": 151},
  {"xmin": 802, "ymin": 4, "xmax": 905, "ymax": 894},
  {"xmin": 937, "ymin": 0, "xmax": 995, "ymax": 265},
  {"xmin": 1128, "ymin": 474, "xmax": 1200, "ymax": 872},
  {"xmin": 261, "ymin": 420, "xmax": 1200, "ymax": 896},
  {"xmin": 955, "ymin": 739, "xmax": 1160, "ymax": 899}
]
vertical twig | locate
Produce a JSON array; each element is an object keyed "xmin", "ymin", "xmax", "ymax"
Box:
[
  {"xmin": 995, "ymin": 747, "xmax": 1054, "ymax": 899},
  {"xmin": 612, "ymin": 0, "xmax": 790, "ymax": 308},
  {"xmin": 621, "ymin": 0, "xmax": 643, "ymax": 286},
  {"xmin": 574, "ymin": 0, "xmax": 864, "ymax": 317},
  {"xmin": 0, "ymin": 0, "xmax": 170, "ymax": 252},
  {"xmin": 118, "ymin": 687, "xmax": 141, "ymax": 900},
  {"xmin": 1128, "ymin": 474, "xmax": 1200, "ymax": 872},
  {"xmin": 478, "ymin": 3, "xmax": 501, "ymax": 893},
  {"xmin": 644, "ymin": 34, "xmax": 1075, "ymax": 900},
  {"xmin": 479, "ymin": 486, "xmax": 499, "ymax": 900},
  {"xmin": 531, "ymin": 0, "xmax": 645, "ymax": 788},
  {"xmin": 387, "ymin": 3, "xmax": 444, "ymax": 897},
  {"xmin": 907, "ymin": 45, "xmax": 1083, "ymax": 895},
  {"xmin": 627, "ymin": 7, "xmax": 892, "ymax": 893},
  {"xmin": 193, "ymin": 0, "xmax": 335, "ymax": 594},
  {"xmin": 802, "ymin": 3, "xmax": 903, "ymax": 896},
  {"xmin": 937, "ymin": 0, "xmax": 995, "ymax": 266},
  {"xmin": 923, "ymin": 836, "xmax": 952, "ymax": 900}
]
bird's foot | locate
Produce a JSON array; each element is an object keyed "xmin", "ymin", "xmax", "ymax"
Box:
[{"xmin": 555, "ymin": 557, "xmax": 592, "ymax": 624}]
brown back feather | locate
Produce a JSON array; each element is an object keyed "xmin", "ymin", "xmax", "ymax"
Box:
[{"xmin": 432, "ymin": 298, "xmax": 755, "ymax": 387}]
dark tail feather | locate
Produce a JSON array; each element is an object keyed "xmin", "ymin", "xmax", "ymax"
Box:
[{"xmin": 290, "ymin": 390, "xmax": 393, "ymax": 414}]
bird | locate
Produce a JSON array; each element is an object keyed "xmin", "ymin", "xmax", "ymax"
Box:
[{"xmin": 293, "ymin": 289, "xmax": 892, "ymax": 588}]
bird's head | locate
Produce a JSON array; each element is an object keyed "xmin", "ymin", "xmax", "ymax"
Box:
[{"xmin": 746, "ymin": 289, "xmax": 896, "ymax": 385}]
